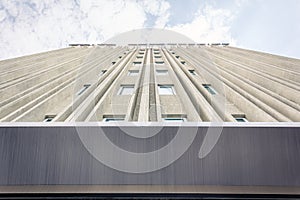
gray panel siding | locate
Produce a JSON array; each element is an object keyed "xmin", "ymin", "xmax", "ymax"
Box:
[{"xmin": 0, "ymin": 126, "xmax": 299, "ymax": 186}]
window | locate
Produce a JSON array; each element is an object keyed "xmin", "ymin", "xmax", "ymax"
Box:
[
  {"xmin": 77, "ymin": 84, "xmax": 91, "ymax": 95},
  {"xmin": 154, "ymin": 55, "xmax": 162, "ymax": 58},
  {"xmin": 103, "ymin": 115, "xmax": 125, "ymax": 122},
  {"xmin": 188, "ymin": 70, "xmax": 196, "ymax": 75},
  {"xmin": 154, "ymin": 51, "xmax": 160, "ymax": 54},
  {"xmin": 128, "ymin": 70, "xmax": 139, "ymax": 76},
  {"xmin": 235, "ymin": 118, "xmax": 248, "ymax": 122},
  {"xmin": 158, "ymin": 84, "xmax": 175, "ymax": 95},
  {"xmin": 112, "ymin": 61, "xmax": 116, "ymax": 65},
  {"xmin": 203, "ymin": 84, "xmax": 217, "ymax": 95},
  {"xmin": 181, "ymin": 61, "xmax": 186, "ymax": 65},
  {"xmin": 118, "ymin": 56, "xmax": 122, "ymax": 59},
  {"xmin": 156, "ymin": 69, "xmax": 168, "ymax": 75},
  {"xmin": 118, "ymin": 85, "xmax": 135, "ymax": 95},
  {"xmin": 162, "ymin": 115, "xmax": 187, "ymax": 122},
  {"xmin": 163, "ymin": 118, "xmax": 186, "ymax": 122},
  {"xmin": 175, "ymin": 55, "xmax": 180, "ymax": 59},
  {"xmin": 43, "ymin": 115, "xmax": 56, "ymax": 122},
  {"xmin": 155, "ymin": 61, "xmax": 164, "ymax": 65},
  {"xmin": 136, "ymin": 55, "xmax": 143, "ymax": 59},
  {"xmin": 232, "ymin": 114, "xmax": 248, "ymax": 122},
  {"xmin": 100, "ymin": 70, "xmax": 107, "ymax": 76},
  {"xmin": 133, "ymin": 61, "xmax": 142, "ymax": 65}
]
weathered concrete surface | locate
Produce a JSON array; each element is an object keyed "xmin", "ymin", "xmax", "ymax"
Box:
[{"xmin": 0, "ymin": 45, "xmax": 299, "ymax": 122}]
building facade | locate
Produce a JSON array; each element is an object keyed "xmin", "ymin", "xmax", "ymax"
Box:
[
  {"xmin": 0, "ymin": 44, "xmax": 299, "ymax": 122},
  {"xmin": 0, "ymin": 44, "xmax": 300, "ymax": 198}
]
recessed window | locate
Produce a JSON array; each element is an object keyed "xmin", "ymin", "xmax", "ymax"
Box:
[
  {"xmin": 162, "ymin": 115, "xmax": 187, "ymax": 122},
  {"xmin": 156, "ymin": 69, "xmax": 168, "ymax": 75},
  {"xmin": 136, "ymin": 55, "xmax": 143, "ymax": 59},
  {"xmin": 172, "ymin": 52, "xmax": 175, "ymax": 54},
  {"xmin": 118, "ymin": 85, "xmax": 135, "ymax": 95},
  {"xmin": 100, "ymin": 70, "xmax": 107, "ymax": 76},
  {"xmin": 118, "ymin": 56, "xmax": 122, "ymax": 59},
  {"xmin": 155, "ymin": 61, "xmax": 164, "ymax": 65},
  {"xmin": 188, "ymin": 70, "xmax": 196, "ymax": 75},
  {"xmin": 43, "ymin": 115, "xmax": 56, "ymax": 122},
  {"xmin": 235, "ymin": 118, "xmax": 248, "ymax": 122},
  {"xmin": 103, "ymin": 115, "xmax": 125, "ymax": 122},
  {"xmin": 139, "ymin": 52, "xmax": 144, "ymax": 55},
  {"xmin": 77, "ymin": 84, "xmax": 91, "ymax": 95},
  {"xmin": 154, "ymin": 55, "xmax": 162, "ymax": 58},
  {"xmin": 133, "ymin": 61, "xmax": 142, "ymax": 65},
  {"xmin": 181, "ymin": 61, "xmax": 186, "ymax": 65},
  {"xmin": 232, "ymin": 114, "xmax": 248, "ymax": 122},
  {"xmin": 175, "ymin": 56, "xmax": 180, "ymax": 59},
  {"xmin": 203, "ymin": 84, "xmax": 217, "ymax": 95},
  {"xmin": 112, "ymin": 61, "xmax": 116, "ymax": 65},
  {"xmin": 163, "ymin": 118, "xmax": 186, "ymax": 122},
  {"xmin": 128, "ymin": 70, "xmax": 139, "ymax": 76},
  {"xmin": 158, "ymin": 84, "xmax": 175, "ymax": 95},
  {"xmin": 154, "ymin": 51, "xmax": 160, "ymax": 54}
]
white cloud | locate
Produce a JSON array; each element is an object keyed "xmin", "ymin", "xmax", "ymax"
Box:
[
  {"xmin": 79, "ymin": 0, "xmax": 146, "ymax": 41},
  {"xmin": 0, "ymin": 0, "xmax": 171, "ymax": 60},
  {"xmin": 168, "ymin": 5, "xmax": 236, "ymax": 44},
  {"xmin": 1, "ymin": 0, "xmax": 299, "ymax": 60},
  {"xmin": 138, "ymin": 0, "xmax": 170, "ymax": 27},
  {"xmin": 1, "ymin": 0, "xmax": 238, "ymax": 60},
  {"xmin": 234, "ymin": 0, "xmax": 249, "ymax": 8},
  {"xmin": 0, "ymin": 0, "xmax": 87, "ymax": 59},
  {"xmin": 0, "ymin": 9, "xmax": 6, "ymax": 22}
]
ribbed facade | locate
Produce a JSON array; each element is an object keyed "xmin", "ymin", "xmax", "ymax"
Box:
[{"xmin": 0, "ymin": 44, "xmax": 299, "ymax": 122}]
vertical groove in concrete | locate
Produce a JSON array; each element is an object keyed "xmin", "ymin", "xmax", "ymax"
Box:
[
  {"xmin": 136, "ymin": 48, "xmax": 150, "ymax": 122},
  {"xmin": 204, "ymin": 47, "xmax": 300, "ymax": 92},
  {"xmin": 73, "ymin": 48, "xmax": 137, "ymax": 122},
  {"xmin": 174, "ymin": 47, "xmax": 282, "ymax": 122},
  {"xmin": 1, "ymin": 47, "xmax": 125, "ymax": 122},
  {"xmin": 54, "ymin": 47, "xmax": 125, "ymax": 121},
  {"xmin": 76, "ymin": 49, "xmax": 134, "ymax": 120},
  {"xmin": 149, "ymin": 48, "xmax": 158, "ymax": 121},
  {"xmin": 189, "ymin": 47, "xmax": 300, "ymax": 121},
  {"xmin": 0, "ymin": 47, "xmax": 76, "ymax": 72},
  {"xmin": 207, "ymin": 46, "xmax": 300, "ymax": 84},
  {"xmin": 162, "ymin": 48, "xmax": 210, "ymax": 121},
  {"xmin": 166, "ymin": 48, "xmax": 235, "ymax": 122},
  {"xmin": 228, "ymin": 46, "xmax": 300, "ymax": 72},
  {"xmin": 128, "ymin": 48, "xmax": 148, "ymax": 121}
]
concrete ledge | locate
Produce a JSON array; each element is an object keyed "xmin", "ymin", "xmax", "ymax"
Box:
[
  {"xmin": 0, "ymin": 185, "xmax": 300, "ymax": 194},
  {"xmin": 0, "ymin": 122, "xmax": 300, "ymax": 127}
]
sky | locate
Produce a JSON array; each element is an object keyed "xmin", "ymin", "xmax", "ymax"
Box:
[{"xmin": 0, "ymin": 0, "xmax": 299, "ymax": 60}]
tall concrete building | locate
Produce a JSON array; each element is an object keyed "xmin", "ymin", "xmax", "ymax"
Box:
[
  {"xmin": 0, "ymin": 43, "xmax": 300, "ymax": 199},
  {"xmin": 0, "ymin": 44, "xmax": 299, "ymax": 123}
]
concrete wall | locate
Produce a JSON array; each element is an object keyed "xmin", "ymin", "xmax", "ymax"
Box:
[{"xmin": 0, "ymin": 45, "xmax": 299, "ymax": 122}]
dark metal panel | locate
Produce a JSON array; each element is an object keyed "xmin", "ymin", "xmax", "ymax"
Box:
[{"xmin": 0, "ymin": 126, "xmax": 299, "ymax": 186}]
